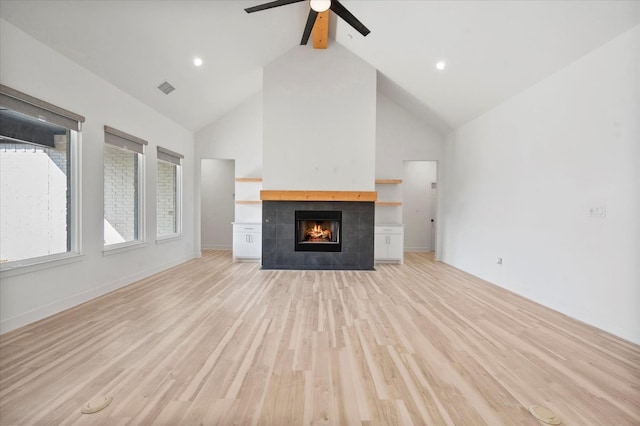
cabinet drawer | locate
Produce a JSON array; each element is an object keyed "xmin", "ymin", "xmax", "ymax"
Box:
[
  {"xmin": 233, "ymin": 224, "xmax": 262, "ymax": 233},
  {"xmin": 375, "ymin": 225, "xmax": 403, "ymax": 234}
]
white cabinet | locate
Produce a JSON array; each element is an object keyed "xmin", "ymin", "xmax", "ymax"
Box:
[
  {"xmin": 374, "ymin": 225, "xmax": 404, "ymax": 264},
  {"xmin": 232, "ymin": 223, "xmax": 262, "ymax": 262}
]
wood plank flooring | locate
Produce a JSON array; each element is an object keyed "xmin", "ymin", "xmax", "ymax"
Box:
[{"xmin": 1, "ymin": 251, "xmax": 639, "ymax": 425}]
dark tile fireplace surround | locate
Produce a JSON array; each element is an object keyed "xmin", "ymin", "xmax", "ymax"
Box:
[{"xmin": 261, "ymin": 201, "xmax": 374, "ymax": 270}]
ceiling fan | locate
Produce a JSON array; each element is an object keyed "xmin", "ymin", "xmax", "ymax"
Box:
[{"xmin": 245, "ymin": 0, "xmax": 370, "ymax": 45}]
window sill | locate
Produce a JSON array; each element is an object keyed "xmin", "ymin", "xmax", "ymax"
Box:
[
  {"xmin": 0, "ymin": 252, "xmax": 84, "ymax": 278},
  {"xmin": 103, "ymin": 240, "xmax": 147, "ymax": 256},
  {"xmin": 156, "ymin": 234, "xmax": 183, "ymax": 244}
]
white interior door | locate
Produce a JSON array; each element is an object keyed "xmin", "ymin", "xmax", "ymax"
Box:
[{"xmin": 402, "ymin": 161, "xmax": 437, "ymax": 252}]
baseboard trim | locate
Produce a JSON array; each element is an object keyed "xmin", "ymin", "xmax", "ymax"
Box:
[{"xmin": 201, "ymin": 244, "xmax": 232, "ymax": 250}]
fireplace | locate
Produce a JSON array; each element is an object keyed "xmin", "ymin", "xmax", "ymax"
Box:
[
  {"xmin": 295, "ymin": 210, "xmax": 341, "ymax": 252},
  {"xmin": 262, "ymin": 200, "xmax": 374, "ymax": 270}
]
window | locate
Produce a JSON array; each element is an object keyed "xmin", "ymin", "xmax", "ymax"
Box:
[
  {"xmin": 0, "ymin": 84, "xmax": 84, "ymax": 268},
  {"xmin": 103, "ymin": 126, "xmax": 146, "ymax": 247},
  {"xmin": 156, "ymin": 147, "xmax": 183, "ymax": 238}
]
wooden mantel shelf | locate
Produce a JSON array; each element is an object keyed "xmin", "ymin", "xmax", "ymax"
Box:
[{"xmin": 260, "ymin": 190, "xmax": 377, "ymax": 202}]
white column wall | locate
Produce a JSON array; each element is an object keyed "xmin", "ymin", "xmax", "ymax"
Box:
[{"xmin": 262, "ymin": 44, "xmax": 377, "ymax": 191}]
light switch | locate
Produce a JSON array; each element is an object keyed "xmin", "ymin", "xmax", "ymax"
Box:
[{"xmin": 588, "ymin": 206, "xmax": 607, "ymax": 218}]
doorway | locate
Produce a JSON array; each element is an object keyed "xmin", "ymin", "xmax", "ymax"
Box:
[
  {"xmin": 402, "ymin": 161, "xmax": 437, "ymax": 252},
  {"xmin": 200, "ymin": 159, "xmax": 235, "ymax": 250}
]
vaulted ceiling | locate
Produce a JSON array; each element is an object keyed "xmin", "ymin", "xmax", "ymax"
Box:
[{"xmin": 1, "ymin": 1, "xmax": 638, "ymax": 134}]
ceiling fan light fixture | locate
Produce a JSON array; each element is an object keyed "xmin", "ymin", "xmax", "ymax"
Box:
[{"xmin": 310, "ymin": 0, "xmax": 330, "ymax": 13}]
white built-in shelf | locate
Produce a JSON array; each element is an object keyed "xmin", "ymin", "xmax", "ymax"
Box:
[
  {"xmin": 235, "ymin": 177, "xmax": 262, "ymax": 204},
  {"xmin": 376, "ymin": 179, "xmax": 402, "ymax": 205}
]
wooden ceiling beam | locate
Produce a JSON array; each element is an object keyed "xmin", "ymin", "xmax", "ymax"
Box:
[{"xmin": 312, "ymin": 10, "xmax": 329, "ymax": 49}]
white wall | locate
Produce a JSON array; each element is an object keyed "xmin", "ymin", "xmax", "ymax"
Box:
[
  {"xmin": 376, "ymin": 94, "xmax": 444, "ymax": 177},
  {"xmin": 201, "ymin": 159, "xmax": 235, "ymax": 249},
  {"xmin": 262, "ymin": 44, "xmax": 377, "ymax": 191},
  {"xmin": 375, "ymin": 93, "xmax": 445, "ymax": 253},
  {"xmin": 195, "ymin": 92, "xmax": 263, "ymax": 237},
  {"xmin": 0, "ymin": 20, "xmax": 196, "ymax": 333},
  {"xmin": 441, "ymin": 26, "xmax": 640, "ymax": 344}
]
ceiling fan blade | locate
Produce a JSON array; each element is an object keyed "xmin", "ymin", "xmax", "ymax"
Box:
[
  {"xmin": 245, "ymin": 0, "xmax": 305, "ymax": 14},
  {"xmin": 300, "ymin": 9, "xmax": 319, "ymax": 45},
  {"xmin": 330, "ymin": 0, "xmax": 370, "ymax": 37}
]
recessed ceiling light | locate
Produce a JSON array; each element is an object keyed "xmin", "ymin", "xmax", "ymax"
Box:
[
  {"xmin": 193, "ymin": 57, "xmax": 203, "ymax": 67},
  {"xmin": 435, "ymin": 61, "xmax": 446, "ymax": 71}
]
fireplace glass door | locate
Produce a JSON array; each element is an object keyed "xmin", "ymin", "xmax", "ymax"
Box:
[{"xmin": 295, "ymin": 210, "xmax": 342, "ymax": 252}]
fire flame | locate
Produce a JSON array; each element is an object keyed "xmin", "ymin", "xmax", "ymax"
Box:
[{"xmin": 306, "ymin": 223, "xmax": 332, "ymax": 241}]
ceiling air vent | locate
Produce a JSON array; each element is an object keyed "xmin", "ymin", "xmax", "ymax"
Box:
[{"xmin": 157, "ymin": 81, "xmax": 175, "ymax": 95}]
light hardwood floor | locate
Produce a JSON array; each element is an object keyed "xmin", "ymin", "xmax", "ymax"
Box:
[{"xmin": 1, "ymin": 251, "xmax": 639, "ymax": 425}]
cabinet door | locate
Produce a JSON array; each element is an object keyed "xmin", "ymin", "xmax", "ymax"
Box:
[
  {"xmin": 233, "ymin": 232, "xmax": 248, "ymax": 257},
  {"xmin": 374, "ymin": 233, "xmax": 389, "ymax": 259},
  {"xmin": 246, "ymin": 233, "xmax": 261, "ymax": 258},
  {"xmin": 234, "ymin": 232, "xmax": 261, "ymax": 258},
  {"xmin": 387, "ymin": 233, "xmax": 404, "ymax": 260}
]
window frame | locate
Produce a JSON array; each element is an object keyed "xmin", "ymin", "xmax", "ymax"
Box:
[
  {"xmin": 156, "ymin": 146, "xmax": 183, "ymax": 241},
  {"xmin": 0, "ymin": 85, "xmax": 84, "ymax": 275},
  {"xmin": 102, "ymin": 125, "xmax": 147, "ymax": 252}
]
